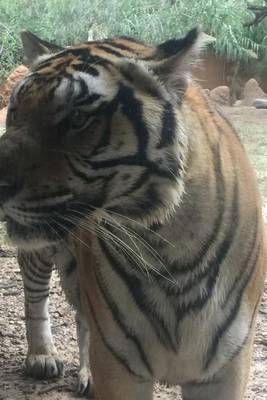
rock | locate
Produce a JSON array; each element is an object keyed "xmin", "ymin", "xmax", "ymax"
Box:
[
  {"xmin": 209, "ymin": 86, "xmax": 231, "ymax": 106},
  {"xmin": 233, "ymin": 100, "xmax": 243, "ymax": 107},
  {"xmin": 239, "ymin": 78, "xmax": 267, "ymax": 106},
  {"xmin": 253, "ymin": 99, "xmax": 267, "ymax": 109},
  {"xmin": 0, "ymin": 65, "xmax": 29, "ymax": 110}
]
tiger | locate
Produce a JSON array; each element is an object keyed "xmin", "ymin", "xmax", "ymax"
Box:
[{"xmin": 0, "ymin": 26, "xmax": 266, "ymax": 400}]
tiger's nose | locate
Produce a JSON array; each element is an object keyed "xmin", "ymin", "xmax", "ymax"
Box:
[{"xmin": 0, "ymin": 180, "xmax": 19, "ymax": 204}]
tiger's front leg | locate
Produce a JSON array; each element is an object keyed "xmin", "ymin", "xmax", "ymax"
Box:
[
  {"xmin": 18, "ymin": 249, "xmax": 64, "ymax": 379},
  {"xmin": 90, "ymin": 327, "xmax": 153, "ymax": 400},
  {"xmin": 53, "ymin": 244, "xmax": 94, "ymax": 396},
  {"xmin": 76, "ymin": 312, "xmax": 94, "ymax": 397}
]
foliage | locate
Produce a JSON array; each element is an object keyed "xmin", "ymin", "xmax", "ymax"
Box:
[
  {"xmin": 245, "ymin": 0, "xmax": 267, "ymax": 27},
  {"xmin": 0, "ymin": 0, "xmax": 267, "ymax": 81}
]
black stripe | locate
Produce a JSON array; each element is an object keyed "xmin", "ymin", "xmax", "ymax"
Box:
[
  {"xmin": 35, "ymin": 49, "xmax": 111, "ymax": 71},
  {"xmin": 95, "ymin": 267, "xmax": 153, "ymax": 376},
  {"xmin": 22, "ymin": 265, "xmax": 50, "ymax": 285},
  {"xmin": 66, "ymin": 156, "xmax": 103, "ymax": 183},
  {"xmin": 183, "ymin": 376, "xmax": 220, "ymax": 387},
  {"xmin": 166, "ymin": 141, "xmax": 226, "ymax": 277},
  {"xmin": 117, "ymin": 36, "xmax": 147, "ymax": 46},
  {"xmin": 221, "ymin": 212, "xmax": 258, "ymax": 308},
  {"xmin": 72, "ymin": 63, "xmax": 99, "ymax": 76},
  {"xmin": 179, "ymin": 176, "xmax": 239, "ymax": 314},
  {"xmin": 24, "ymin": 284, "xmax": 50, "ymax": 293},
  {"xmin": 117, "ymin": 84, "xmax": 149, "ymax": 158},
  {"xmin": 107, "ymin": 182, "xmax": 163, "ymax": 219},
  {"xmin": 74, "ymin": 77, "xmax": 101, "ymax": 106},
  {"xmin": 66, "ymin": 258, "xmax": 77, "ymax": 276},
  {"xmin": 149, "ymin": 159, "xmax": 181, "ymax": 181},
  {"xmin": 26, "ymin": 294, "xmax": 49, "ymax": 303},
  {"xmin": 89, "ymin": 155, "xmax": 143, "ymax": 169},
  {"xmin": 149, "ymin": 221, "xmax": 163, "ymax": 232},
  {"xmin": 84, "ymin": 291, "xmax": 146, "ymax": 381},
  {"xmin": 19, "ymin": 253, "xmax": 52, "ymax": 279},
  {"xmin": 7, "ymin": 218, "xmax": 67, "ymax": 243},
  {"xmin": 35, "ymin": 252, "xmax": 54, "ymax": 270},
  {"xmin": 99, "ymin": 239, "xmax": 177, "ymax": 352},
  {"xmin": 66, "ymin": 155, "xmax": 118, "ymax": 200},
  {"xmin": 96, "ymin": 44, "xmax": 124, "ymax": 58},
  {"xmin": 223, "ymin": 290, "xmax": 263, "ymax": 365},
  {"xmin": 157, "ymin": 102, "xmax": 176, "ymax": 148},
  {"xmin": 27, "ymin": 317, "xmax": 49, "ymax": 321},
  {"xmin": 105, "ymin": 40, "xmax": 138, "ymax": 53},
  {"xmin": 23, "ymin": 190, "xmax": 71, "ymax": 203},
  {"xmin": 119, "ymin": 66, "xmax": 162, "ymax": 99},
  {"xmin": 66, "ymin": 156, "xmax": 95, "ymax": 182},
  {"xmin": 74, "ymin": 93, "xmax": 101, "ymax": 107},
  {"xmin": 79, "ymin": 153, "xmax": 178, "ymax": 183},
  {"xmin": 16, "ymin": 203, "xmax": 68, "ymax": 215},
  {"xmin": 115, "ymin": 170, "xmax": 151, "ymax": 200},
  {"xmin": 157, "ymin": 168, "xmax": 239, "ymax": 334},
  {"xmin": 204, "ymin": 238, "xmax": 261, "ymax": 369},
  {"xmin": 88, "ymin": 157, "xmax": 175, "ymax": 173},
  {"xmin": 91, "ymin": 97, "xmax": 120, "ymax": 152},
  {"xmin": 76, "ymin": 76, "xmax": 88, "ymax": 100},
  {"xmin": 69, "ymin": 77, "xmax": 101, "ymax": 106}
]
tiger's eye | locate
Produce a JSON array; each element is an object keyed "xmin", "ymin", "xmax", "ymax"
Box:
[{"xmin": 71, "ymin": 110, "xmax": 88, "ymax": 129}]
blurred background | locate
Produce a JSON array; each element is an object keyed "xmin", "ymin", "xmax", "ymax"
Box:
[{"xmin": 1, "ymin": 0, "xmax": 267, "ymax": 93}]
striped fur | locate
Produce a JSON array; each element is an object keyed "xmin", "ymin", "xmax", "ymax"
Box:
[{"xmin": 0, "ymin": 28, "xmax": 266, "ymax": 399}]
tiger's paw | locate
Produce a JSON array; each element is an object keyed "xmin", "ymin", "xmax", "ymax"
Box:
[
  {"xmin": 77, "ymin": 368, "xmax": 94, "ymax": 398},
  {"xmin": 26, "ymin": 354, "xmax": 64, "ymax": 379}
]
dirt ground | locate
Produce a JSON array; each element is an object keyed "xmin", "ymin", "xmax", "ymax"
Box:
[{"xmin": 0, "ymin": 106, "xmax": 266, "ymax": 400}]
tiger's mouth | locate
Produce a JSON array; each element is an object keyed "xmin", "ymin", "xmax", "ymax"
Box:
[
  {"xmin": 0, "ymin": 186, "xmax": 105, "ymax": 249},
  {"xmin": 5, "ymin": 216, "xmax": 69, "ymax": 249},
  {"xmin": 4, "ymin": 199, "xmax": 93, "ymax": 250}
]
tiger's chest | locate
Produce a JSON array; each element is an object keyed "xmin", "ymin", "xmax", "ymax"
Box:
[{"xmin": 89, "ymin": 237, "xmax": 251, "ymax": 384}]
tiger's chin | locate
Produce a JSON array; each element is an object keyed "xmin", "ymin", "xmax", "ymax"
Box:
[{"xmin": 6, "ymin": 218, "xmax": 64, "ymax": 250}]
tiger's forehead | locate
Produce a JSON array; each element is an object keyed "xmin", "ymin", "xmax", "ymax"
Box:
[
  {"xmin": 34, "ymin": 36, "xmax": 155, "ymax": 75},
  {"xmin": 11, "ymin": 65, "xmax": 118, "ymax": 116},
  {"xmin": 11, "ymin": 36, "xmax": 155, "ymax": 111}
]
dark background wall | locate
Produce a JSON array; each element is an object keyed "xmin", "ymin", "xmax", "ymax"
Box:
[{"xmin": 194, "ymin": 49, "xmax": 267, "ymax": 97}]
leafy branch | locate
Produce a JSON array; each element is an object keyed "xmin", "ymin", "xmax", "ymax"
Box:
[{"xmin": 245, "ymin": 1, "xmax": 267, "ymax": 26}]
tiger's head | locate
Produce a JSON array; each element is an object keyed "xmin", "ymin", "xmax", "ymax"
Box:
[{"xmin": 0, "ymin": 29, "xmax": 203, "ymax": 249}]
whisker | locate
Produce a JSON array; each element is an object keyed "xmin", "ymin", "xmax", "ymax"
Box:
[
  {"xmin": 53, "ymin": 214, "xmax": 150, "ymax": 278},
  {"xmin": 71, "ymin": 201, "xmax": 175, "ymax": 248},
  {"xmin": 102, "ymin": 219, "xmax": 176, "ymax": 283},
  {"xmin": 67, "ymin": 208, "xmax": 148, "ymax": 265},
  {"xmin": 45, "ymin": 220, "xmax": 64, "ymax": 243},
  {"xmin": 63, "ymin": 213, "xmax": 151, "ymax": 278},
  {"xmin": 50, "ymin": 218, "xmax": 97, "ymax": 254},
  {"xmin": 63, "ymin": 210, "xmax": 176, "ymax": 283}
]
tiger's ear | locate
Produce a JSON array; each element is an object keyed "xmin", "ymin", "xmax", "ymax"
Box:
[
  {"xmin": 20, "ymin": 31, "xmax": 64, "ymax": 67},
  {"xmin": 148, "ymin": 27, "xmax": 204, "ymax": 96}
]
